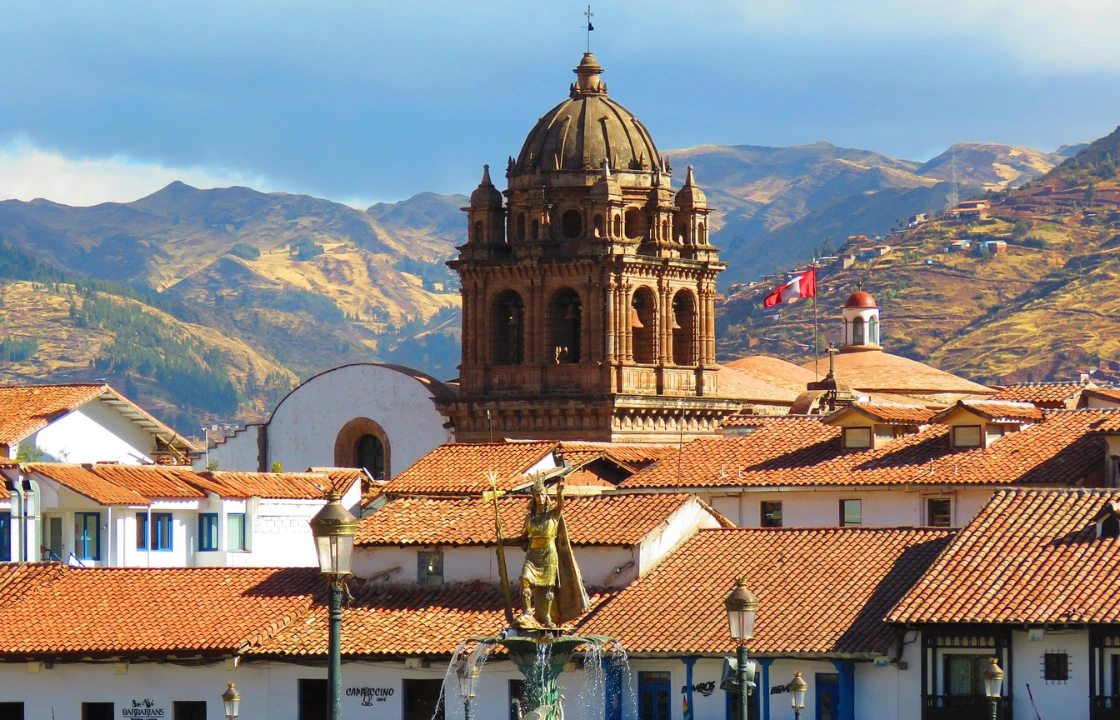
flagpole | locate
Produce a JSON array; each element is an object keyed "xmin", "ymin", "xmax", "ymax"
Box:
[{"xmin": 813, "ymin": 294, "xmax": 819, "ymax": 380}]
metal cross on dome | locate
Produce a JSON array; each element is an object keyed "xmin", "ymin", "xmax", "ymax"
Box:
[{"xmin": 583, "ymin": 5, "xmax": 595, "ymax": 53}]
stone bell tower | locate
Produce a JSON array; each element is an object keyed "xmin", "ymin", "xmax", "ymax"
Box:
[{"xmin": 438, "ymin": 53, "xmax": 741, "ymax": 443}]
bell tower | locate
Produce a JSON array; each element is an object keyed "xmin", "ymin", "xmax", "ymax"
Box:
[{"xmin": 437, "ymin": 53, "xmax": 741, "ymax": 442}]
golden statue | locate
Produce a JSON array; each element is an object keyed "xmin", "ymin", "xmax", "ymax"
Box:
[{"xmin": 489, "ymin": 469, "xmax": 590, "ymax": 630}]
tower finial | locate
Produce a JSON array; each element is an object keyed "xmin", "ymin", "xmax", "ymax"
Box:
[
  {"xmin": 685, "ymin": 165, "xmax": 696, "ymax": 186},
  {"xmin": 481, "ymin": 164, "xmax": 492, "ymax": 185},
  {"xmin": 583, "ymin": 5, "xmax": 595, "ymax": 54}
]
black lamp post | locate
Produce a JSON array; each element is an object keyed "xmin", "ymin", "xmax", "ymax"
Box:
[
  {"xmin": 221, "ymin": 682, "xmax": 240, "ymax": 720},
  {"xmin": 788, "ymin": 672, "xmax": 808, "ymax": 720},
  {"xmin": 310, "ymin": 489, "xmax": 359, "ymax": 720},
  {"xmin": 725, "ymin": 578, "xmax": 759, "ymax": 720},
  {"xmin": 982, "ymin": 658, "xmax": 1005, "ymax": 720},
  {"xmin": 457, "ymin": 663, "xmax": 480, "ymax": 720}
]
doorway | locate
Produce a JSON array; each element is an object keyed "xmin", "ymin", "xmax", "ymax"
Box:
[
  {"xmin": 816, "ymin": 673, "xmax": 840, "ymax": 720},
  {"xmin": 403, "ymin": 679, "xmax": 444, "ymax": 720},
  {"xmin": 45, "ymin": 516, "xmax": 63, "ymax": 561}
]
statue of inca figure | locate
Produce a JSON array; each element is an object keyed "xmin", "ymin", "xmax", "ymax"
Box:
[{"xmin": 515, "ymin": 474, "xmax": 590, "ymax": 628}]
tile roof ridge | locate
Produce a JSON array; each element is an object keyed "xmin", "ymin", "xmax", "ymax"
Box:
[{"xmin": 698, "ymin": 525, "xmax": 954, "ymax": 534}]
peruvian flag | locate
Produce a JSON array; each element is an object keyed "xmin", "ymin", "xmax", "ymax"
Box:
[{"xmin": 763, "ymin": 267, "xmax": 817, "ymax": 308}]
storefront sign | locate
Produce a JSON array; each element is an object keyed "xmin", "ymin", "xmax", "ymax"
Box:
[
  {"xmin": 122, "ymin": 699, "xmax": 166, "ymax": 717},
  {"xmin": 346, "ymin": 687, "xmax": 395, "ymax": 706},
  {"xmin": 681, "ymin": 681, "xmax": 716, "ymax": 697}
]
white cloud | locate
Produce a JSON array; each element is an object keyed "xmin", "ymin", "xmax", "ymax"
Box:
[{"xmin": 0, "ymin": 139, "xmax": 274, "ymax": 207}]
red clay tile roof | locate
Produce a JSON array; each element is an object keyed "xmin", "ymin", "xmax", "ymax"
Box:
[
  {"xmin": 933, "ymin": 399, "xmax": 1043, "ymax": 423},
  {"xmin": 556, "ymin": 441, "xmax": 672, "ymax": 469},
  {"xmin": 195, "ymin": 471, "xmax": 351, "ymax": 499},
  {"xmin": 826, "ymin": 402, "xmax": 935, "ymax": 425},
  {"xmin": 247, "ymin": 580, "xmax": 613, "ymax": 658},
  {"xmin": 0, "ymin": 383, "xmax": 194, "ymax": 451},
  {"xmin": 578, "ymin": 527, "xmax": 952, "ymax": 656},
  {"xmin": 355, "ymin": 493, "xmax": 722, "ymax": 547},
  {"xmin": 25, "ymin": 464, "xmax": 154, "ymax": 505},
  {"xmin": 1083, "ymin": 387, "xmax": 1120, "ymax": 405},
  {"xmin": 990, "ymin": 381, "xmax": 1088, "ymax": 407},
  {"xmin": 623, "ymin": 410, "xmax": 1110, "ymax": 489},
  {"xmin": 384, "ymin": 442, "xmax": 558, "ymax": 496},
  {"xmin": 889, "ymin": 489, "xmax": 1120, "ymax": 625},
  {"xmin": 0, "ymin": 565, "xmax": 320, "ymax": 657}
]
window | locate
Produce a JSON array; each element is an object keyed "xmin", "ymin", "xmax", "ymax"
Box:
[
  {"xmin": 82, "ymin": 703, "xmax": 114, "ymax": 720},
  {"xmin": 852, "ymin": 316, "xmax": 865, "ymax": 344},
  {"xmin": 952, "ymin": 425, "xmax": 983, "ymax": 448},
  {"xmin": 561, "ymin": 209, "xmax": 583, "ymax": 239},
  {"xmin": 638, "ymin": 672, "xmax": 671, "ymax": 720},
  {"xmin": 491, "ymin": 290, "xmax": 525, "ymax": 365},
  {"xmin": 625, "ymin": 208, "xmax": 642, "ymax": 240},
  {"xmin": 671, "ymin": 290, "xmax": 696, "ymax": 366},
  {"xmin": 0, "ymin": 703, "xmax": 24, "ymax": 720},
  {"xmin": 199, "ymin": 514, "xmax": 219, "ymax": 552},
  {"xmin": 0, "ymin": 511, "xmax": 10, "ymax": 562},
  {"xmin": 46, "ymin": 516, "xmax": 62, "ymax": 561},
  {"xmin": 75, "ymin": 512, "xmax": 101, "ymax": 560},
  {"xmin": 944, "ymin": 655, "xmax": 990, "ymax": 696},
  {"xmin": 531, "ymin": 219, "xmax": 540, "ymax": 240},
  {"xmin": 516, "ymin": 213, "xmax": 526, "ymax": 241},
  {"xmin": 509, "ymin": 679, "xmax": 525, "ymax": 720},
  {"xmin": 760, "ymin": 501, "xmax": 782, "ymax": 528},
  {"xmin": 840, "ymin": 499, "xmax": 862, "ymax": 527},
  {"xmin": 550, "ymin": 289, "xmax": 582, "ymax": 364},
  {"xmin": 1044, "ymin": 652, "xmax": 1070, "ymax": 682},
  {"xmin": 298, "ymin": 679, "xmax": 327, "ymax": 720},
  {"xmin": 173, "ymin": 701, "xmax": 207, "ymax": 720},
  {"xmin": 605, "ymin": 661, "xmax": 623, "ymax": 720},
  {"xmin": 136, "ymin": 512, "xmax": 148, "ymax": 550},
  {"xmin": 868, "ymin": 315, "xmax": 879, "ymax": 345},
  {"xmin": 927, "ymin": 498, "xmax": 952, "ymax": 527},
  {"xmin": 842, "ymin": 427, "xmax": 872, "ymax": 450},
  {"xmin": 473, "ymin": 220, "xmax": 484, "ymax": 243},
  {"xmin": 355, "ymin": 434, "xmax": 386, "ymax": 479},
  {"xmin": 228, "ymin": 513, "xmax": 247, "ymax": 551},
  {"xmin": 152, "ymin": 513, "xmax": 173, "ymax": 551},
  {"xmin": 404, "ymin": 680, "xmax": 444, "ymax": 720},
  {"xmin": 418, "ymin": 550, "xmax": 443, "ymax": 587},
  {"xmin": 631, "ymin": 288, "xmax": 657, "ymax": 364},
  {"xmin": 612, "ymin": 214, "xmax": 622, "ymax": 238}
]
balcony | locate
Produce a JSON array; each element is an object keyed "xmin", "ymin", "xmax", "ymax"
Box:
[
  {"xmin": 1094, "ymin": 696, "xmax": 1120, "ymax": 720},
  {"xmin": 923, "ymin": 695, "xmax": 1010, "ymax": 720}
]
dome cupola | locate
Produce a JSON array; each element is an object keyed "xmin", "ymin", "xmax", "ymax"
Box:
[
  {"xmin": 674, "ymin": 165, "xmax": 707, "ymax": 208},
  {"xmin": 840, "ymin": 290, "xmax": 881, "ymax": 351},
  {"xmin": 470, "ymin": 164, "xmax": 503, "ymax": 208}
]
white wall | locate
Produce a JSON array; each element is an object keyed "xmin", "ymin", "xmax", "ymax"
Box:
[
  {"xmin": 701, "ymin": 487, "xmax": 997, "ymax": 529},
  {"xmin": 1009, "ymin": 628, "xmax": 1090, "ymax": 720},
  {"xmin": 28, "ymin": 400, "xmax": 157, "ymax": 464},
  {"xmin": 209, "ymin": 364, "xmax": 455, "ymax": 475},
  {"xmin": 203, "ymin": 426, "xmax": 263, "ymax": 472}
]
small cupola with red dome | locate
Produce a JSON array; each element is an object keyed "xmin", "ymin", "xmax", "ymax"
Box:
[{"xmin": 840, "ymin": 288, "xmax": 881, "ymax": 351}]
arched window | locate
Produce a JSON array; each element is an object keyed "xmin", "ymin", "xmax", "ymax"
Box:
[
  {"xmin": 355, "ymin": 434, "xmax": 385, "ymax": 480},
  {"xmin": 698, "ymin": 222, "xmax": 707, "ymax": 244},
  {"xmin": 612, "ymin": 214, "xmax": 622, "ymax": 238},
  {"xmin": 593, "ymin": 214, "xmax": 604, "ymax": 238},
  {"xmin": 531, "ymin": 219, "xmax": 540, "ymax": 240},
  {"xmin": 624, "ymin": 208, "xmax": 642, "ymax": 240},
  {"xmin": 473, "ymin": 220, "xmax": 484, "ymax": 243},
  {"xmin": 550, "ymin": 288, "xmax": 582, "ymax": 364},
  {"xmin": 334, "ymin": 417, "xmax": 391, "ymax": 483},
  {"xmin": 671, "ymin": 290, "xmax": 697, "ymax": 365},
  {"xmin": 631, "ymin": 287, "xmax": 657, "ymax": 364},
  {"xmin": 868, "ymin": 316, "xmax": 879, "ymax": 345},
  {"xmin": 661, "ymin": 218, "xmax": 669, "ymax": 241},
  {"xmin": 516, "ymin": 213, "xmax": 526, "ymax": 242},
  {"xmin": 853, "ymin": 316, "xmax": 865, "ymax": 345},
  {"xmin": 561, "ymin": 209, "xmax": 583, "ymax": 239},
  {"xmin": 492, "ymin": 290, "xmax": 525, "ymax": 365}
]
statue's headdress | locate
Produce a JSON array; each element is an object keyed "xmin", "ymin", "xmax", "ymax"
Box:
[{"xmin": 531, "ymin": 473, "xmax": 546, "ymax": 495}]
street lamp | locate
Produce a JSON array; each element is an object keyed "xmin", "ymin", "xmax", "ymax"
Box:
[
  {"xmin": 221, "ymin": 682, "xmax": 240, "ymax": 719},
  {"xmin": 310, "ymin": 489, "xmax": 359, "ymax": 720},
  {"xmin": 725, "ymin": 578, "xmax": 759, "ymax": 720},
  {"xmin": 982, "ymin": 658, "xmax": 1004, "ymax": 720},
  {"xmin": 457, "ymin": 663, "xmax": 480, "ymax": 720},
  {"xmin": 788, "ymin": 672, "xmax": 808, "ymax": 720}
]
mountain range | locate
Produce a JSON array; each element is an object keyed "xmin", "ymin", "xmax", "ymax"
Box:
[{"xmin": 0, "ymin": 136, "xmax": 1092, "ymax": 430}]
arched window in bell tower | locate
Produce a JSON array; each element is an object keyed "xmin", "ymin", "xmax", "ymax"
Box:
[
  {"xmin": 593, "ymin": 214, "xmax": 604, "ymax": 238},
  {"xmin": 624, "ymin": 208, "xmax": 642, "ymax": 240},
  {"xmin": 612, "ymin": 214, "xmax": 622, "ymax": 238},
  {"xmin": 491, "ymin": 290, "xmax": 525, "ymax": 365},
  {"xmin": 852, "ymin": 316, "xmax": 865, "ymax": 345},
  {"xmin": 671, "ymin": 289, "xmax": 697, "ymax": 366},
  {"xmin": 474, "ymin": 221, "xmax": 484, "ymax": 243},
  {"xmin": 632, "ymin": 287, "xmax": 657, "ymax": 365},
  {"xmin": 561, "ymin": 209, "xmax": 583, "ymax": 239},
  {"xmin": 516, "ymin": 213, "xmax": 527, "ymax": 241},
  {"xmin": 550, "ymin": 288, "xmax": 582, "ymax": 364}
]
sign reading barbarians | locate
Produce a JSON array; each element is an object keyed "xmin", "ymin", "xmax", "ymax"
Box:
[
  {"xmin": 346, "ymin": 687, "xmax": 395, "ymax": 706},
  {"xmin": 122, "ymin": 699, "xmax": 165, "ymax": 717}
]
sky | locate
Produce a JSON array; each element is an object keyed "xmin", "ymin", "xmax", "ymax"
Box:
[{"xmin": 3, "ymin": 0, "xmax": 1120, "ymax": 208}]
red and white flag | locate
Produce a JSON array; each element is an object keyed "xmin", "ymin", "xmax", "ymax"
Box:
[{"xmin": 763, "ymin": 267, "xmax": 817, "ymax": 308}]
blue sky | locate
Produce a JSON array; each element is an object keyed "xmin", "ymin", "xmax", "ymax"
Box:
[{"xmin": 3, "ymin": 0, "xmax": 1120, "ymax": 207}]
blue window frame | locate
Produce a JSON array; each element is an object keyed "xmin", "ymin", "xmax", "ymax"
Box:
[
  {"xmin": 0, "ymin": 511, "xmax": 11, "ymax": 561},
  {"xmin": 136, "ymin": 512, "xmax": 148, "ymax": 549},
  {"xmin": 638, "ymin": 671, "xmax": 671, "ymax": 720},
  {"xmin": 199, "ymin": 513, "xmax": 219, "ymax": 551},
  {"xmin": 75, "ymin": 512, "xmax": 101, "ymax": 560},
  {"xmin": 605, "ymin": 661, "xmax": 623, "ymax": 720},
  {"xmin": 152, "ymin": 513, "xmax": 173, "ymax": 551}
]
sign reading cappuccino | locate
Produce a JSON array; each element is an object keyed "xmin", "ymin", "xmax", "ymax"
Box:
[{"xmin": 346, "ymin": 687, "xmax": 395, "ymax": 706}]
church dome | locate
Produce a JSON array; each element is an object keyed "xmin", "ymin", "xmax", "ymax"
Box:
[
  {"xmin": 513, "ymin": 53, "xmax": 660, "ymax": 175},
  {"xmin": 844, "ymin": 291, "xmax": 878, "ymax": 309}
]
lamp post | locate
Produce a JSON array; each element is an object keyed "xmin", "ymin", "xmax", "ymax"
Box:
[
  {"xmin": 787, "ymin": 672, "xmax": 808, "ymax": 720},
  {"xmin": 221, "ymin": 682, "xmax": 240, "ymax": 720},
  {"xmin": 457, "ymin": 663, "xmax": 480, "ymax": 720},
  {"xmin": 725, "ymin": 578, "xmax": 759, "ymax": 720},
  {"xmin": 310, "ymin": 489, "xmax": 359, "ymax": 720},
  {"xmin": 982, "ymin": 658, "xmax": 1004, "ymax": 720}
]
